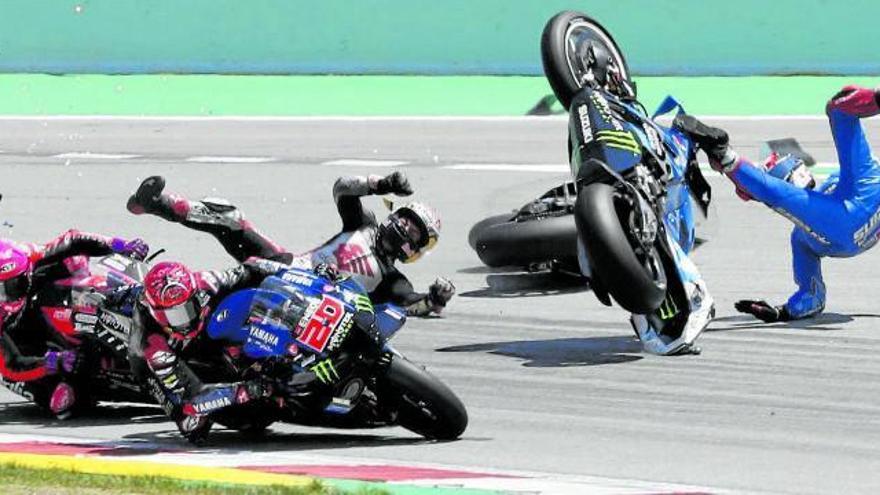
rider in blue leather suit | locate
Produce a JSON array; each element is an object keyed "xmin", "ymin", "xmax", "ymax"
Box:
[{"xmin": 675, "ymin": 85, "xmax": 880, "ymax": 322}]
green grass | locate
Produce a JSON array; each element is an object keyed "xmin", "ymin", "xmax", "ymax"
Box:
[
  {"xmin": 2, "ymin": 74, "xmax": 880, "ymax": 116},
  {"xmin": 0, "ymin": 462, "xmax": 386, "ymax": 495}
]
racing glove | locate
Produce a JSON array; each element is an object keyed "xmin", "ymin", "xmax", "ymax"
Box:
[
  {"xmin": 313, "ymin": 262, "xmax": 341, "ymax": 281},
  {"xmin": 427, "ymin": 277, "xmax": 456, "ymax": 312},
  {"xmin": 734, "ymin": 300, "xmax": 791, "ymax": 323},
  {"xmin": 826, "ymin": 85, "xmax": 880, "ymax": 118},
  {"xmin": 111, "ymin": 237, "xmax": 150, "ymax": 261},
  {"xmin": 236, "ymin": 378, "xmax": 274, "ymax": 404},
  {"xmin": 375, "ymin": 171, "xmax": 413, "ymax": 196},
  {"xmin": 44, "ymin": 350, "xmax": 80, "ymax": 376}
]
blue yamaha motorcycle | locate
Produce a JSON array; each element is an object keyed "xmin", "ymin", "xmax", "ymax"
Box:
[
  {"xmin": 541, "ymin": 11, "xmax": 715, "ymax": 355},
  {"xmin": 204, "ymin": 267, "xmax": 468, "ymax": 439}
]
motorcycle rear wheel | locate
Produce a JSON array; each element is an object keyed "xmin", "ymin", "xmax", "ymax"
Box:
[
  {"xmin": 381, "ymin": 357, "xmax": 467, "ymax": 440},
  {"xmin": 540, "ymin": 10, "xmax": 635, "ymax": 109},
  {"xmin": 469, "ymin": 213, "xmax": 577, "ymax": 268},
  {"xmin": 574, "ymin": 182, "xmax": 666, "ymax": 313}
]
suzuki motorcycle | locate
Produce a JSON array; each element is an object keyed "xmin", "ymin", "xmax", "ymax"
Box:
[
  {"xmin": 541, "ymin": 11, "xmax": 714, "ymax": 355},
  {"xmin": 204, "ymin": 267, "xmax": 468, "ymax": 440}
]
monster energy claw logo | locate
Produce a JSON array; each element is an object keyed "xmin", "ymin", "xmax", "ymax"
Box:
[
  {"xmin": 354, "ymin": 294, "xmax": 374, "ymax": 313},
  {"xmin": 658, "ymin": 295, "xmax": 679, "ymax": 320},
  {"xmin": 596, "ymin": 130, "xmax": 640, "ymax": 155},
  {"xmin": 311, "ymin": 359, "xmax": 340, "ymax": 384}
]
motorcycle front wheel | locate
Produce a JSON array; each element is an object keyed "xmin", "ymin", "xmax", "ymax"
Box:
[
  {"xmin": 540, "ymin": 10, "xmax": 635, "ymax": 109},
  {"xmin": 574, "ymin": 182, "xmax": 667, "ymax": 313},
  {"xmin": 380, "ymin": 357, "xmax": 467, "ymax": 440}
]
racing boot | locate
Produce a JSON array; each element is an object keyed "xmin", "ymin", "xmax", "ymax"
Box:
[
  {"xmin": 672, "ymin": 114, "xmax": 738, "ymax": 172},
  {"xmin": 126, "ymin": 176, "xmax": 190, "ymax": 221},
  {"xmin": 48, "ymin": 382, "xmax": 76, "ymax": 420},
  {"xmin": 177, "ymin": 414, "xmax": 213, "ymax": 445}
]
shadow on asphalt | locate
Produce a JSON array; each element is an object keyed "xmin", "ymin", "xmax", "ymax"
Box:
[
  {"xmin": 460, "ymin": 271, "xmax": 589, "ymax": 298},
  {"xmin": 456, "ymin": 265, "xmax": 523, "ymax": 275},
  {"xmin": 436, "ymin": 336, "xmax": 643, "ymax": 366},
  {"xmin": 708, "ymin": 312, "xmax": 875, "ymax": 331},
  {"xmin": 122, "ymin": 429, "xmax": 442, "ymax": 451},
  {"xmin": 0, "ymin": 400, "xmax": 166, "ymax": 427}
]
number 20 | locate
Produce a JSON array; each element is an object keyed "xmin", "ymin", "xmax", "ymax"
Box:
[{"xmin": 298, "ymin": 296, "xmax": 344, "ymax": 351}]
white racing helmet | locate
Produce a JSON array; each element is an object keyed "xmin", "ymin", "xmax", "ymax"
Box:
[{"xmin": 378, "ymin": 202, "xmax": 441, "ymax": 263}]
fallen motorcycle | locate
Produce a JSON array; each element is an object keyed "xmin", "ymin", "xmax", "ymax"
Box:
[{"xmin": 541, "ymin": 10, "xmax": 714, "ymax": 354}]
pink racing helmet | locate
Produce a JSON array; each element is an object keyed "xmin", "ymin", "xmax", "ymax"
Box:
[
  {"xmin": 142, "ymin": 261, "xmax": 200, "ymax": 331},
  {"xmin": 0, "ymin": 239, "xmax": 32, "ymax": 303}
]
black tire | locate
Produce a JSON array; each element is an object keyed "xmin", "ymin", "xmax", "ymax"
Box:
[
  {"xmin": 540, "ymin": 10, "xmax": 635, "ymax": 110},
  {"xmin": 574, "ymin": 183, "xmax": 666, "ymax": 313},
  {"xmin": 382, "ymin": 357, "xmax": 467, "ymax": 440},
  {"xmin": 469, "ymin": 214, "xmax": 577, "ymax": 268},
  {"xmin": 468, "ymin": 213, "xmax": 514, "ymax": 250}
]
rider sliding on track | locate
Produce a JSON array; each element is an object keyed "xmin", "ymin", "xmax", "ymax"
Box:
[
  {"xmin": 125, "ymin": 172, "xmax": 455, "ymax": 317},
  {"xmin": 118, "ymin": 257, "xmax": 289, "ymax": 443},
  {"xmin": 675, "ymin": 85, "xmax": 880, "ymax": 322}
]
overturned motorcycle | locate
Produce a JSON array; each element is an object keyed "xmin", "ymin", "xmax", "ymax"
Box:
[{"xmin": 480, "ymin": 11, "xmax": 715, "ymax": 355}]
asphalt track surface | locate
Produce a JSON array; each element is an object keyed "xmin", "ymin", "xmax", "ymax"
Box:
[{"xmin": 1, "ymin": 116, "xmax": 880, "ymax": 494}]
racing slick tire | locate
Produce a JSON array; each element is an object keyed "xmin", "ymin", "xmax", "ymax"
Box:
[
  {"xmin": 574, "ymin": 182, "xmax": 666, "ymax": 313},
  {"xmin": 541, "ymin": 10, "xmax": 635, "ymax": 109},
  {"xmin": 381, "ymin": 357, "xmax": 467, "ymax": 440},
  {"xmin": 469, "ymin": 213, "xmax": 577, "ymax": 268}
]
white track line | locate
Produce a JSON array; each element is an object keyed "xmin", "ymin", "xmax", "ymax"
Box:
[
  {"xmin": 185, "ymin": 156, "xmax": 276, "ymax": 163},
  {"xmin": 53, "ymin": 152, "xmax": 140, "ymax": 159},
  {"xmin": 445, "ymin": 163, "xmax": 568, "ymax": 173},
  {"xmin": 323, "ymin": 159, "xmax": 409, "ymax": 167}
]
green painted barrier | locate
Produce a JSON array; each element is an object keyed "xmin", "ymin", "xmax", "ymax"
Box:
[
  {"xmin": 3, "ymin": 75, "xmax": 880, "ymax": 116},
  {"xmin": 0, "ymin": 1, "xmax": 877, "ymax": 75}
]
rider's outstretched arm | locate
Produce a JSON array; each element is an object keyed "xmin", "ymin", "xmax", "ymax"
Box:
[
  {"xmin": 0, "ymin": 317, "xmax": 49, "ymax": 381},
  {"xmin": 333, "ymin": 175, "xmax": 379, "ymax": 231},
  {"xmin": 376, "ymin": 270, "xmax": 454, "ymax": 316},
  {"xmin": 333, "ymin": 172, "xmax": 413, "ymax": 231},
  {"xmin": 0, "ymin": 312, "xmax": 74, "ymax": 382},
  {"xmin": 32, "ymin": 230, "xmax": 147, "ymax": 268}
]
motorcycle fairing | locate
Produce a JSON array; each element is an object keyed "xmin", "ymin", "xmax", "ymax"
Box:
[
  {"xmin": 630, "ymin": 228, "xmax": 713, "ymax": 355},
  {"xmin": 569, "ymin": 88, "xmax": 643, "ymax": 179}
]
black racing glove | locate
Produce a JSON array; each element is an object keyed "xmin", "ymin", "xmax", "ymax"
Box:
[
  {"xmin": 375, "ymin": 171, "xmax": 413, "ymax": 196},
  {"xmin": 427, "ymin": 277, "xmax": 456, "ymax": 311},
  {"xmin": 734, "ymin": 300, "xmax": 791, "ymax": 323},
  {"xmin": 237, "ymin": 378, "xmax": 274, "ymax": 403},
  {"xmin": 313, "ymin": 262, "xmax": 340, "ymax": 281}
]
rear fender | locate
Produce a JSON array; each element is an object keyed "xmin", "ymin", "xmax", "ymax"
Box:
[{"xmin": 575, "ymin": 157, "xmax": 624, "ymax": 187}]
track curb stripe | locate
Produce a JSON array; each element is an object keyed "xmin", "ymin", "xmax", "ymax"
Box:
[{"xmin": 0, "ymin": 452, "xmax": 314, "ymax": 487}]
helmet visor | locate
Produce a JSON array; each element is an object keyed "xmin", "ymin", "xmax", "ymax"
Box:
[
  {"xmin": 0, "ymin": 275, "xmax": 29, "ymax": 303},
  {"xmin": 149, "ymin": 300, "xmax": 199, "ymax": 330}
]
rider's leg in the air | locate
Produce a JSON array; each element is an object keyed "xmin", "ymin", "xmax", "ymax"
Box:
[
  {"xmin": 674, "ymin": 86, "xmax": 880, "ymax": 321},
  {"xmin": 127, "ymin": 176, "xmax": 290, "ymax": 262}
]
